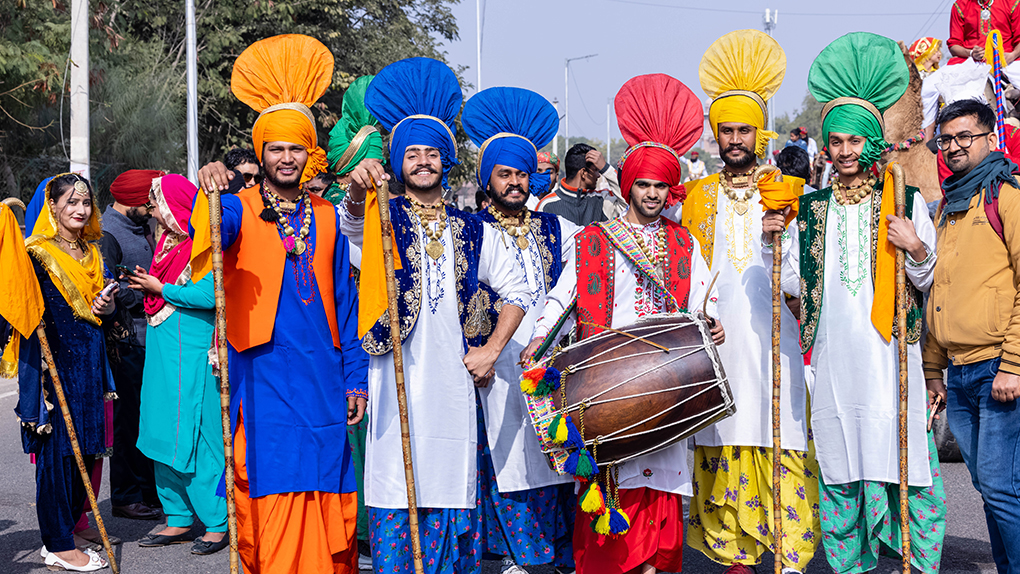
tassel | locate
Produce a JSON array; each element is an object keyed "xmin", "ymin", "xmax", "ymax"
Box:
[
  {"xmin": 259, "ymin": 207, "xmax": 279, "ymax": 222},
  {"xmin": 564, "ymin": 422, "xmax": 585, "ymax": 450},
  {"xmin": 523, "ymin": 367, "xmax": 545, "ymax": 382},
  {"xmin": 520, "ymin": 367, "xmax": 545, "ymax": 395},
  {"xmin": 608, "ymin": 508, "xmax": 631, "ymax": 535},
  {"xmin": 594, "ymin": 511, "xmax": 612, "ymax": 535},
  {"xmin": 579, "ymin": 481, "xmax": 606, "ymax": 515},
  {"xmin": 519, "ymin": 375, "xmax": 538, "ymax": 395},
  {"xmin": 541, "ymin": 367, "xmax": 562, "ymax": 391},
  {"xmin": 549, "ymin": 413, "xmax": 569, "ymax": 444},
  {"xmin": 534, "ymin": 377, "xmax": 553, "ymax": 397},
  {"xmin": 573, "ymin": 448, "xmax": 597, "ymax": 479}
]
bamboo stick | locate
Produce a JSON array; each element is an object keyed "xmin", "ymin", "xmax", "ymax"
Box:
[
  {"xmin": 35, "ymin": 323, "xmax": 119, "ymax": 574},
  {"xmin": 374, "ymin": 180, "xmax": 425, "ymax": 574},
  {"xmin": 208, "ymin": 185, "xmax": 239, "ymax": 574},
  {"xmin": 891, "ymin": 163, "xmax": 911, "ymax": 574}
]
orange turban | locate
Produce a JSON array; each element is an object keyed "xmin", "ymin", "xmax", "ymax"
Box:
[{"xmin": 231, "ymin": 34, "xmax": 333, "ymax": 184}]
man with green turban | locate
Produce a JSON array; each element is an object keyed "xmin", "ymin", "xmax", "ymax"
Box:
[
  {"xmin": 762, "ymin": 32, "xmax": 947, "ymax": 574},
  {"xmin": 325, "ymin": 74, "xmax": 384, "ymax": 569},
  {"xmin": 325, "ymin": 75, "xmax": 386, "ymax": 205}
]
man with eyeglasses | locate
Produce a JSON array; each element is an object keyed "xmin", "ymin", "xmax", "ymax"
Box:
[
  {"xmin": 224, "ymin": 147, "xmax": 262, "ymax": 189},
  {"xmin": 923, "ymin": 98, "xmax": 1020, "ymax": 573},
  {"xmin": 99, "ymin": 169, "xmax": 165, "ymax": 522}
]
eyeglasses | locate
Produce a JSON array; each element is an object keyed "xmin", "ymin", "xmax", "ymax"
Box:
[
  {"xmin": 143, "ymin": 202, "xmax": 154, "ymax": 211},
  {"xmin": 241, "ymin": 172, "xmax": 263, "ymax": 184},
  {"xmin": 935, "ymin": 131, "xmax": 993, "ymax": 151}
]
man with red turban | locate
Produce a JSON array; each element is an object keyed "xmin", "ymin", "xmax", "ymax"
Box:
[
  {"xmin": 100, "ymin": 168, "xmax": 164, "ymax": 521},
  {"xmin": 523, "ymin": 73, "xmax": 723, "ymax": 574}
]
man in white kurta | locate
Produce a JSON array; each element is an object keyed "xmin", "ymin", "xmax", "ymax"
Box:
[
  {"xmin": 671, "ymin": 28, "xmax": 819, "ymax": 573},
  {"xmin": 763, "ymin": 31, "xmax": 947, "ymax": 574},
  {"xmin": 345, "ymin": 57, "xmax": 532, "ymax": 574}
]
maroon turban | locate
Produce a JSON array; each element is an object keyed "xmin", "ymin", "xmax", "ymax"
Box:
[
  {"xmin": 110, "ymin": 170, "xmax": 165, "ymax": 207},
  {"xmin": 615, "ymin": 74, "xmax": 703, "ymax": 207}
]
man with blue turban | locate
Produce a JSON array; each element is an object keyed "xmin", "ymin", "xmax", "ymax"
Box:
[
  {"xmin": 343, "ymin": 57, "xmax": 533, "ymax": 574},
  {"xmin": 461, "ymin": 86, "xmax": 581, "ymax": 574}
]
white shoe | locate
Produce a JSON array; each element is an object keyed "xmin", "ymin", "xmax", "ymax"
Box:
[
  {"xmin": 44, "ymin": 547, "xmax": 108, "ymax": 571},
  {"xmin": 41, "ymin": 545, "xmax": 48, "ymax": 558},
  {"xmin": 502, "ymin": 565, "xmax": 529, "ymax": 574},
  {"xmin": 781, "ymin": 569, "xmax": 802, "ymax": 574},
  {"xmin": 358, "ymin": 552, "xmax": 372, "ymax": 571}
]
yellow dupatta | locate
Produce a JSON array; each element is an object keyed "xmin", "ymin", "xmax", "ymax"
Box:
[
  {"xmin": 0, "ymin": 203, "xmax": 45, "ymax": 377},
  {"xmin": 25, "ymin": 175, "xmax": 108, "ymax": 327}
]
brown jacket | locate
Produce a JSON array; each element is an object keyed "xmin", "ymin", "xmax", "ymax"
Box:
[{"xmin": 922, "ymin": 181, "xmax": 1020, "ymax": 377}]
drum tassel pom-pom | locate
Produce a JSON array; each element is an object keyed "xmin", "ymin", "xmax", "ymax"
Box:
[
  {"xmin": 563, "ymin": 422, "xmax": 585, "ymax": 450},
  {"xmin": 594, "ymin": 510, "xmax": 613, "ymax": 535},
  {"xmin": 549, "ymin": 413, "xmax": 569, "ymax": 444},
  {"xmin": 520, "ymin": 368, "xmax": 543, "ymax": 395},
  {"xmin": 565, "ymin": 447, "xmax": 598, "ymax": 479},
  {"xmin": 608, "ymin": 508, "xmax": 631, "ymax": 535},
  {"xmin": 579, "ymin": 481, "xmax": 606, "ymax": 514}
]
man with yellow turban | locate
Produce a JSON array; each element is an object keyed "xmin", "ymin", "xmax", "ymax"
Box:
[
  {"xmin": 762, "ymin": 32, "xmax": 946, "ymax": 574},
  {"xmin": 676, "ymin": 29, "xmax": 819, "ymax": 574},
  {"xmin": 193, "ymin": 34, "xmax": 368, "ymax": 574}
]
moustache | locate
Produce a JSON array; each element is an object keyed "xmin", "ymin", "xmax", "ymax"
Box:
[
  {"xmin": 504, "ymin": 185, "xmax": 525, "ymax": 194},
  {"xmin": 725, "ymin": 145, "xmax": 752, "ymax": 154},
  {"xmin": 411, "ymin": 166, "xmax": 439, "ymax": 174}
]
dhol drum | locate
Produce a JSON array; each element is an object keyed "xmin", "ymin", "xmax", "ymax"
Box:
[{"xmin": 523, "ymin": 312, "xmax": 735, "ymax": 474}]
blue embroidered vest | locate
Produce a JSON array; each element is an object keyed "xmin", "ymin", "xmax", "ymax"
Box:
[
  {"xmin": 361, "ymin": 197, "xmax": 488, "ymax": 356},
  {"xmin": 475, "ymin": 209, "xmax": 564, "ymax": 345}
]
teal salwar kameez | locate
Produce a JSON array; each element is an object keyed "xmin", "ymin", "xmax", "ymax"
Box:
[{"xmin": 137, "ymin": 274, "xmax": 227, "ymax": 531}]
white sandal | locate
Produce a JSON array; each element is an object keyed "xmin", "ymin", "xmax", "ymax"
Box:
[{"xmin": 44, "ymin": 547, "xmax": 108, "ymax": 571}]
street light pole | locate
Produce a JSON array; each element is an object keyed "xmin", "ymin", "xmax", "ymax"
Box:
[
  {"xmin": 69, "ymin": 0, "xmax": 89, "ymax": 179},
  {"xmin": 186, "ymin": 0, "xmax": 199, "ymax": 184},
  {"xmin": 476, "ymin": 0, "xmax": 483, "ymax": 91},
  {"xmin": 763, "ymin": 9, "xmax": 778, "ymax": 161},
  {"xmin": 607, "ymin": 98, "xmax": 612, "ymax": 165},
  {"xmin": 552, "ymin": 98, "xmax": 559, "ymax": 156},
  {"xmin": 564, "ymin": 53, "xmax": 597, "ymax": 151}
]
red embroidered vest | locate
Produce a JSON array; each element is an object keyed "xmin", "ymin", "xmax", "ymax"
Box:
[{"xmin": 574, "ymin": 218, "xmax": 694, "ymax": 340}]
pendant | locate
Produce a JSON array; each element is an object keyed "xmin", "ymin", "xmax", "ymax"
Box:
[
  {"xmin": 730, "ymin": 175, "xmax": 750, "ymax": 186},
  {"xmin": 293, "ymin": 238, "xmax": 306, "ymax": 256},
  {"xmin": 982, "ymin": 8, "xmax": 991, "ymax": 20},
  {"xmin": 425, "ymin": 238, "xmax": 444, "ymax": 260},
  {"xmin": 516, "ymin": 234, "xmax": 529, "ymax": 250},
  {"xmin": 734, "ymin": 199, "xmax": 749, "ymax": 216}
]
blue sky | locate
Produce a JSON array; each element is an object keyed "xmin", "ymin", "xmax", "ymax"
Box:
[{"xmin": 438, "ymin": 0, "xmax": 953, "ymax": 142}]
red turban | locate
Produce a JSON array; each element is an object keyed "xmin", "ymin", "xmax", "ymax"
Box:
[
  {"xmin": 615, "ymin": 74, "xmax": 703, "ymax": 207},
  {"xmin": 110, "ymin": 169, "xmax": 165, "ymax": 207}
]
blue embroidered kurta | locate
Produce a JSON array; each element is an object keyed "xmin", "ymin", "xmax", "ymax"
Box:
[{"xmin": 211, "ymin": 193, "xmax": 368, "ymax": 498}]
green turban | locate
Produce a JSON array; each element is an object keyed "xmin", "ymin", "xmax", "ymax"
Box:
[
  {"xmin": 325, "ymin": 75, "xmax": 385, "ymax": 203},
  {"xmin": 808, "ymin": 32, "xmax": 909, "ymax": 170}
]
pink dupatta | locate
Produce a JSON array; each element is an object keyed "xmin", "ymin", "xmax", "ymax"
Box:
[{"xmin": 146, "ymin": 174, "xmax": 198, "ymax": 323}]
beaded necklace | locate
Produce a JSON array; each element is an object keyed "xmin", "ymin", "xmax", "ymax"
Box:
[
  {"xmin": 406, "ymin": 195, "xmax": 448, "ymax": 260},
  {"xmin": 265, "ymin": 187, "xmax": 313, "ymax": 256},
  {"xmin": 832, "ymin": 175, "xmax": 877, "ymax": 206},
  {"xmin": 488, "ymin": 205, "xmax": 532, "ymax": 250},
  {"xmin": 979, "ymin": 0, "xmax": 994, "ymax": 35},
  {"xmin": 627, "ymin": 221, "xmax": 668, "ymax": 281},
  {"xmin": 719, "ymin": 169, "xmax": 757, "ymax": 215}
]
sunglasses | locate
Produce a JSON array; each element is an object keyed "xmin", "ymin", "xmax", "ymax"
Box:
[{"xmin": 242, "ymin": 172, "xmax": 263, "ymax": 184}]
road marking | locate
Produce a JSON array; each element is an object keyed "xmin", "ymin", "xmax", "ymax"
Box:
[{"xmin": 0, "ymin": 390, "xmax": 17, "ymax": 399}]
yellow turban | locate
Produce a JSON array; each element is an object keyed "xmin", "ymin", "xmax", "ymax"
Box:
[
  {"xmin": 231, "ymin": 34, "xmax": 334, "ymax": 184},
  {"xmin": 700, "ymin": 29, "xmax": 786, "ymax": 158}
]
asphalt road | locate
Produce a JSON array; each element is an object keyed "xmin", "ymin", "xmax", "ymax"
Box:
[{"xmin": 0, "ymin": 376, "xmax": 998, "ymax": 573}]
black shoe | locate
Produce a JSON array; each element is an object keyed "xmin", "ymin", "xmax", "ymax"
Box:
[
  {"xmin": 191, "ymin": 535, "xmax": 230, "ymax": 555},
  {"xmin": 138, "ymin": 531, "xmax": 195, "ymax": 547},
  {"xmin": 113, "ymin": 502, "xmax": 162, "ymax": 520}
]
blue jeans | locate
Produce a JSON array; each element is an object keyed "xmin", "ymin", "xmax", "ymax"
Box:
[{"xmin": 947, "ymin": 357, "xmax": 1020, "ymax": 574}]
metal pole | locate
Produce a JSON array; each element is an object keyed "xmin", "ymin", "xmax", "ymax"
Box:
[
  {"xmin": 606, "ymin": 99, "xmax": 612, "ymax": 165},
  {"xmin": 69, "ymin": 0, "xmax": 89, "ymax": 179},
  {"xmin": 763, "ymin": 9, "xmax": 777, "ymax": 162},
  {"xmin": 564, "ymin": 60, "xmax": 569, "ymax": 150},
  {"xmin": 552, "ymin": 98, "xmax": 559, "ymax": 157},
  {"xmin": 186, "ymin": 0, "xmax": 199, "ymax": 184},
  {"xmin": 476, "ymin": 0, "xmax": 482, "ymax": 91}
]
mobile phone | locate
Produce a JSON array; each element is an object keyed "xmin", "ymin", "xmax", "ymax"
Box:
[
  {"xmin": 927, "ymin": 394, "xmax": 943, "ymax": 432},
  {"xmin": 116, "ymin": 264, "xmax": 137, "ymax": 278},
  {"xmin": 98, "ymin": 282, "xmax": 117, "ymax": 299}
]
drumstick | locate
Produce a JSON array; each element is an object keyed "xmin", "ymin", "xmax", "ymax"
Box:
[
  {"xmin": 701, "ymin": 271, "xmax": 720, "ymax": 319},
  {"xmin": 578, "ymin": 321, "xmax": 670, "ymax": 353}
]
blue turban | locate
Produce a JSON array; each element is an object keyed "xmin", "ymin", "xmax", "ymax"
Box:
[
  {"xmin": 24, "ymin": 177, "xmax": 54, "ymax": 235},
  {"xmin": 365, "ymin": 58, "xmax": 462, "ymax": 190},
  {"xmin": 461, "ymin": 87, "xmax": 558, "ymax": 191}
]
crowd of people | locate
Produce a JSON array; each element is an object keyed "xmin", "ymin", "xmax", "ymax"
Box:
[{"xmin": 2, "ymin": 3, "xmax": 1020, "ymax": 574}]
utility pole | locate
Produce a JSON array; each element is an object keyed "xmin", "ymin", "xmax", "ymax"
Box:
[
  {"xmin": 552, "ymin": 98, "xmax": 559, "ymax": 156},
  {"xmin": 763, "ymin": 9, "xmax": 778, "ymax": 161},
  {"xmin": 564, "ymin": 53, "xmax": 597, "ymax": 151},
  {"xmin": 69, "ymin": 0, "xmax": 89, "ymax": 179},
  {"xmin": 606, "ymin": 98, "xmax": 612, "ymax": 165},
  {"xmin": 186, "ymin": 0, "xmax": 198, "ymax": 184},
  {"xmin": 476, "ymin": 0, "xmax": 483, "ymax": 91}
]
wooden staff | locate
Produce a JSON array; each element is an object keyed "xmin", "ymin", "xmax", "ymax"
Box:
[
  {"xmin": 891, "ymin": 163, "xmax": 911, "ymax": 574},
  {"xmin": 207, "ymin": 185, "xmax": 240, "ymax": 574},
  {"xmin": 765, "ymin": 167, "xmax": 785, "ymax": 574},
  {"xmin": 35, "ymin": 323, "xmax": 119, "ymax": 574},
  {"xmin": 374, "ymin": 179, "xmax": 425, "ymax": 574}
]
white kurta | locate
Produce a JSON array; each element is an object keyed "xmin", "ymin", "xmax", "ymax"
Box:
[
  {"xmin": 665, "ymin": 189, "xmax": 808, "ymax": 451},
  {"xmin": 339, "ymin": 204, "xmax": 533, "ymax": 509},
  {"xmin": 533, "ymin": 217, "xmax": 718, "ymax": 496},
  {"xmin": 777, "ymin": 192, "xmax": 937, "ymax": 487},
  {"xmin": 478, "ymin": 215, "xmax": 581, "ymax": 493}
]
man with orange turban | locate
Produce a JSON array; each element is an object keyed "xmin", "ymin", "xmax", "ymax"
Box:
[
  {"xmin": 101, "ymin": 168, "xmax": 164, "ymax": 521},
  {"xmin": 676, "ymin": 30, "xmax": 818, "ymax": 574},
  {"xmin": 193, "ymin": 34, "xmax": 367, "ymax": 574},
  {"xmin": 523, "ymin": 73, "xmax": 722, "ymax": 574}
]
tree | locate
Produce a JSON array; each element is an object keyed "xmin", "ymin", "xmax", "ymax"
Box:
[{"xmin": 775, "ymin": 91, "xmax": 824, "ymax": 147}]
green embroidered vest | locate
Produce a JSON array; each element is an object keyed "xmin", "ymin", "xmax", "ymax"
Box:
[{"xmin": 797, "ymin": 184, "xmax": 924, "ymax": 352}]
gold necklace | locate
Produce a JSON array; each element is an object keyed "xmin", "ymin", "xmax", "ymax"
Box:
[
  {"xmin": 628, "ymin": 221, "xmax": 668, "ymax": 280},
  {"xmin": 407, "ymin": 196, "xmax": 448, "ymax": 260},
  {"xmin": 719, "ymin": 170, "xmax": 757, "ymax": 215},
  {"xmin": 832, "ymin": 175, "xmax": 877, "ymax": 206},
  {"xmin": 54, "ymin": 233, "xmax": 84, "ymax": 253},
  {"xmin": 488, "ymin": 206, "xmax": 532, "ymax": 250},
  {"xmin": 266, "ymin": 188, "xmax": 313, "ymax": 256}
]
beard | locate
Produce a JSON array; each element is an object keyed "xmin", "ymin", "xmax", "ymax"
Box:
[
  {"xmin": 630, "ymin": 195, "xmax": 665, "ymax": 219},
  {"xmin": 404, "ymin": 167, "xmax": 442, "ymax": 192},
  {"xmin": 264, "ymin": 166, "xmax": 301, "ymax": 191},
  {"xmin": 722, "ymin": 144, "xmax": 755, "ymax": 171},
  {"xmin": 489, "ymin": 184, "xmax": 528, "ymax": 212},
  {"xmin": 126, "ymin": 207, "xmax": 151, "ymax": 226}
]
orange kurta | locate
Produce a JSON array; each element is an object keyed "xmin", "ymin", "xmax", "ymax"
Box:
[{"xmin": 234, "ymin": 409, "xmax": 358, "ymax": 574}]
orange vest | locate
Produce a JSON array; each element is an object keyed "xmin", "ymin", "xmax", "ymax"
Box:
[{"xmin": 224, "ymin": 186, "xmax": 340, "ymax": 352}]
